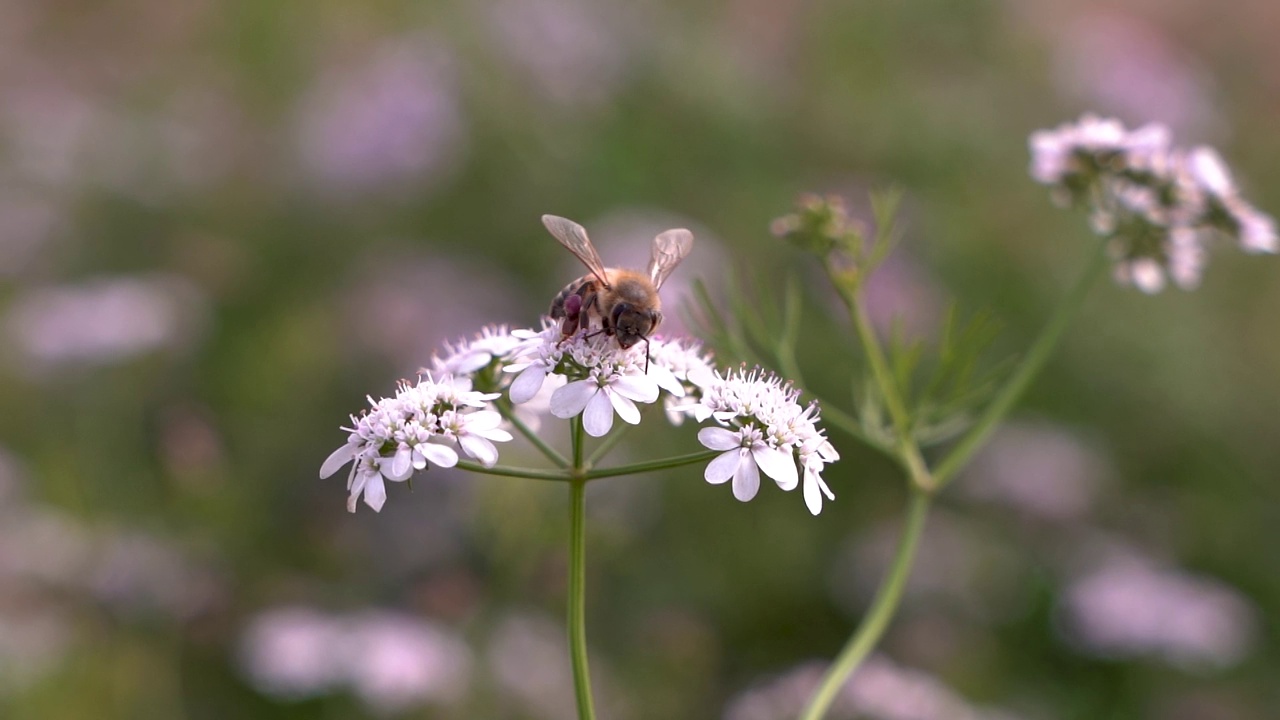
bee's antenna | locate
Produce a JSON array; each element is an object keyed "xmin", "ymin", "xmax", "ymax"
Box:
[{"xmin": 642, "ymin": 336, "xmax": 651, "ymax": 374}]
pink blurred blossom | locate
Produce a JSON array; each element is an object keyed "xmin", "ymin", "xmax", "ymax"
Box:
[
  {"xmin": 959, "ymin": 420, "xmax": 1110, "ymax": 522},
  {"xmin": 4, "ymin": 274, "xmax": 207, "ymax": 374},
  {"xmin": 238, "ymin": 607, "xmax": 472, "ymax": 710},
  {"xmin": 1048, "ymin": 12, "xmax": 1223, "ymax": 139},
  {"xmin": 88, "ymin": 531, "xmax": 225, "ymax": 621},
  {"xmin": 1057, "ymin": 549, "xmax": 1257, "ymax": 669},
  {"xmin": 725, "ymin": 655, "xmax": 1028, "ymax": 720},
  {"xmin": 862, "ymin": 249, "xmax": 945, "ymax": 339},
  {"xmin": 339, "ymin": 251, "xmax": 524, "ymax": 373},
  {"xmin": 344, "ymin": 611, "xmax": 472, "ymax": 713},
  {"xmin": 296, "ymin": 37, "xmax": 465, "ymax": 198},
  {"xmin": 238, "ymin": 607, "xmax": 347, "ymax": 699},
  {"xmin": 484, "ymin": 0, "xmax": 636, "ymax": 109}
]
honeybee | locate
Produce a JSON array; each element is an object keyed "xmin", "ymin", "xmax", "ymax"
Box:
[{"xmin": 542, "ymin": 214, "xmax": 694, "ymax": 364}]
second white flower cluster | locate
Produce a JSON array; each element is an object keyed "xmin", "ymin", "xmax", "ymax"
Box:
[{"xmin": 1030, "ymin": 113, "xmax": 1276, "ymax": 293}]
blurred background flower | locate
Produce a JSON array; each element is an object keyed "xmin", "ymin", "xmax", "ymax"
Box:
[{"xmin": 0, "ymin": 0, "xmax": 1277, "ymax": 718}]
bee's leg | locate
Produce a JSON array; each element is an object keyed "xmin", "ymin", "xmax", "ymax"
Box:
[{"xmin": 578, "ymin": 288, "xmax": 600, "ymax": 333}]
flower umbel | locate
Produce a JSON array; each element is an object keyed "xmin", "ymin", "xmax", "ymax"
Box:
[
  {"xmin": 319, "ymin": 374, "xmax": 511, "ymax": 512},
  {"xmin": 324, "ymin": 317, "xmax": 837, "ymax": 516},
  {"xmin": 1029, "ymin": 113, "xmax": 1276, "ymax": 293},
  {"xmin": 683, "ymin": 367, "xmax": 838, "ymax": 515}
]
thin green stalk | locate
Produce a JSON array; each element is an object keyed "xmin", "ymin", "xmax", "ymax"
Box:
[
  {"xmin": 839, "ymin": 268, "xmax": 912, "ymax": 440},
  {"xmin": 583, "ymin": 449, "xmax": 720, "ymax": 481},
  {"xmin": 824, "ymin": 257, "xmax": 934, "ymax": 491},
  {"xmin": 496, "ymin": 399, "xmax": 570, "ymax": 469},
  {"xmin": 454, "ymin": 460, "xmax": 569, "ymax": 482},
  {"xmin": 932, "ymin": 240, "xmax": 1110, "ymax": 488},
  {"xmin": 571, "ymin": 416, "xmax": 585, "ymax": 472},
  {"xmin": 799, "ymin": 488, "xmax": 931, "ymax": 720},
  {"xmin": 567, "ymin": 419, "xmax": 597, "ymax": 720}
]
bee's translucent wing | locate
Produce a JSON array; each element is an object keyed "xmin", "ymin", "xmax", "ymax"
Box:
[
  {"xmin": 648, "ymin": 228, "xmax": 694, "ymax": 289},
  {"xmin": 542, "ymin": 214, "xmax": 610, "ymax": 287}
]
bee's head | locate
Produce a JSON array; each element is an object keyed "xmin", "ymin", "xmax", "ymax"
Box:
[{"xmin": 611, "ymin": 304, "xmax": 662, "ymax": 349}]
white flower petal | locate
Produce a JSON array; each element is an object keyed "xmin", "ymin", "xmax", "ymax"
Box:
[
  {"xmin": 480, "ymin": 428, "xmax": 513, "ymax": 442},
  {"xmin": 362, "ymin": 475, "xmax": 388, "ymax": 512},
  {"xmin": 509, "ymin": 365, "xmax": 548, "ymax": 404},
  {"xmin": 698, "ymin": 427, "xmax": 742, "ymax": 451},
  {"xmin": 608, "ymin": 390, "xmax": 641, "ymax": 425},
  {"xmin": 389, "ymin": 445, "xmax": 413, "ymax": 480},
  {"xmin": 648, "ymin": 364, "xmax": 684, "ymax": 396},
  {"xmin": 550, "ymin": 380, "xmax": 597, "ymax": 419},
  {"xmin": 753, "ymin": 445, "xmax": 798, "ymax": 491},
  {"xmin": 460, "ymin": 435, "xmax": 499, "ymax": 467},
  {"xmin": 347, "ymin": 470, "xmax": 370, "ymax": 513},
  {"xmin": 464, "ymin": 410, "xmax": 503, "ymax": 432},
  {"xmin": 582, "ymin": 389, "xmax": 616, "ymax": 437},
  {"xmin": 1189, "ymin": 146, "xmax": 1234, "ymax": 196},
  {"xmin": 611, "ymin": 375, "xmax": 660, "ymax": 403},
  {"xmin": 418, "ymin": 443, "xmax": 459, "ymax": 469},
  {"xmin": 803, "ymin": 468, "xmax": 833, "ymax": 515},
  {"xmin": 320, "ymin": 442, "xmax": 358, "ymax": 479},
  {"xmin": 732, "ymin": 455, "xmax": 761, "ymax": 502},
  {"xmin": 705, "ymin": 449, "xmax": 743, "ymax": 485}
]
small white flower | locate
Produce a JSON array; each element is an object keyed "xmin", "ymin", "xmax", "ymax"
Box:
[
  {"xmin": 438, "ymin": 409, "xmax": 512, "ymax": 467},
  {"xmin": 800, "ymin": 436, "xmax": 839, "ymax": 515},
  {"xmin": 550, "ymin": 371, "xmax": 659, "ymax": 437},
  {"xmin": 699, "ymin": 426, "xmax": 797, "ymax": 502},
  {"xmin": 503, "ymin": 325, "xmax": 564, "ymax": 404}
]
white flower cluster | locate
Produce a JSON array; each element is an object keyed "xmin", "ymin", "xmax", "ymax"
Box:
[
  {"xmin": 319, "ymin": 374, "xmax": 512, "ymax": 513},
  {"xmin": 679, "ymin": 367, "xmax": 839, "ymax": 515},
  {"xmin": 1030, "ymin": 114, "xmax": 1277, "ymax": 293},
  {"xmin": 324, "ymin": 322, "xmax": 839, "ymax": 515},
  {"xmin": 426, "ymin": 324, "xmax": 523, "ymax": 377}
]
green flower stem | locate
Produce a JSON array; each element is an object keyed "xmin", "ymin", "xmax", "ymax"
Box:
[
  {"xmin": 932, "ymin": 239, "xmax": 1110, "ymax": 489},
  {"xmin": 770, "ymin": 282, "xmax": 898, "ymax": 465},
  {"xmin": 824, "ymin": 257, "xmax": 936, "ymax": 492},
  {"xmin": 828, "ymin": 259, "xmax": 913, "ymax": 439},
  {"xmin": 571, "ymin": 416, "xmax": 585, "ymax": 471},
  {"xmin": 798, "ymin": 487, "xmax": 931, "ymax": 720},
  {"xmin": 567, "ymin": 418, "xmax": 597, "ymax": 720},
  {"xmin": 496, "ymin": 399, "xmax": 570, "ymax": 469},
  {"xmin": 583, "ymin": 449, "xmax": 720, "ymax": 481},
  {"xmin": 568, "ymin": 476, "xmax": 596, "ymax": 720},
  {"xmin": 455, "ymin": 461, "xmax": 569, "ymax": 482}
]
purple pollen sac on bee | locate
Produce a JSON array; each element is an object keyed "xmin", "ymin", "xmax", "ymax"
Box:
[{"xmin": 564, "ymin": 294, "xmax": 582, "ymax": 317}]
